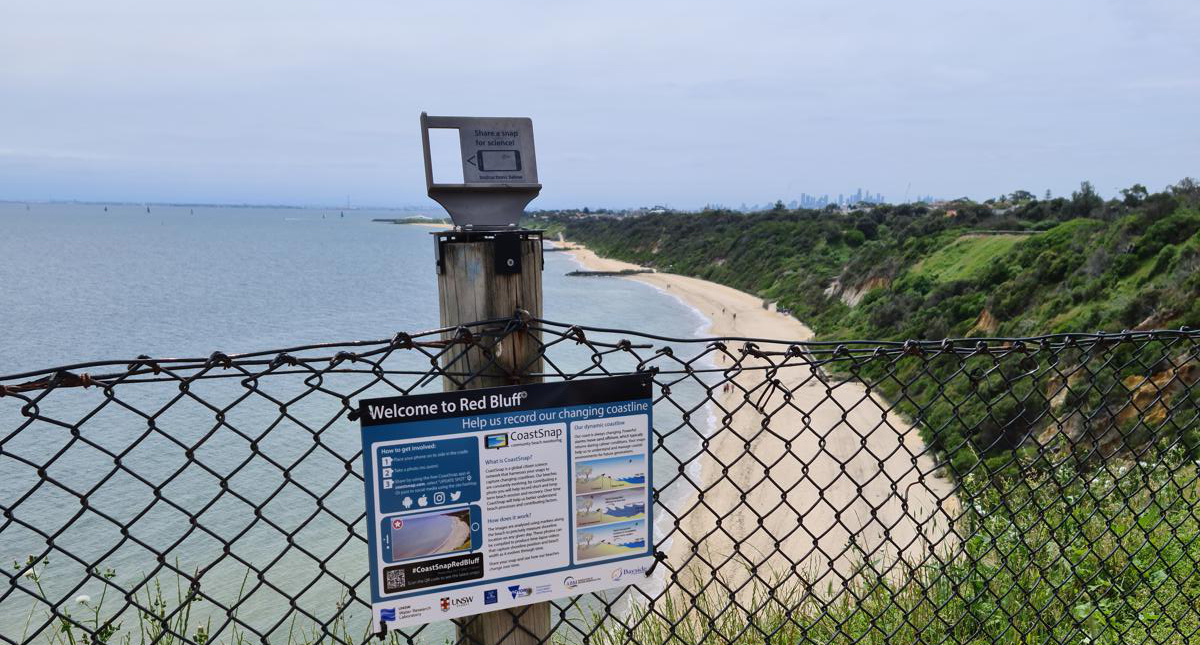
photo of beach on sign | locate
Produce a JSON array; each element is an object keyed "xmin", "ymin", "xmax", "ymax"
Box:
[
  {"xmin": 387, "ymin": 508, "xmax": 472, "ymax": 562},
  {"xmin": 576, "ymin": 519, "xmax": 647, "ymax": 561},
  {"xmin": 574, "ymin": 454, "xmax": 645, "ymax": 494},
  {"xmin": 575, "ymin": 487, "xmax": 646, "ymax": 527}
]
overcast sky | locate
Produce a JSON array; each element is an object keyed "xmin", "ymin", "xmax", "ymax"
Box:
[{"xmin": 2, "ymin": 1, "xmax": 1197, "ymax": 209}]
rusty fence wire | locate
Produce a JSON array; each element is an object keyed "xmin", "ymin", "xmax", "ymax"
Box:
[{"xmin": 2, "ymin": 317, "xmax": 1199, "ymax": 645}]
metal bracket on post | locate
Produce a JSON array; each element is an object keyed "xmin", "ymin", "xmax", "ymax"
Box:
[{"xmin": 434, "ymin": 229, "xmax": 544, "ymax": 275}]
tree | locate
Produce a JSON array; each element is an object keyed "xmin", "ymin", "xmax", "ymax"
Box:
[
  {"xmin": 1170, "ymin": 177, "xmax": 1200, "ymax": 204},
  {"xmin": 1010, "ymin": 190, "xmax": 1035, "ymax": 203},
  {"xmin": 1070, "ymin": 181, "xmax": 1102, "ymax": 217},
  {"xmin": 1120, "ymin": 184, "xmax": 1149, "ymax": 207}
]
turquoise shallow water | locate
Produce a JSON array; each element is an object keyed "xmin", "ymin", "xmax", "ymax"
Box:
[{"xmin": 0, "ymin": 202, "xmax": 711, "ymax": 642}]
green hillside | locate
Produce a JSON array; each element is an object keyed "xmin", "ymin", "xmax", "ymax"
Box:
[
  {"xmin": 534, "ymin": 181, "xmax": 1200, "ymax": 343},
  {"xmin": 531, "ymin": 180, "xmax": 1200, "ymax": 471}
]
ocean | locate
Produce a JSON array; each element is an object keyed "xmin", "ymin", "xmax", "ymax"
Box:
[{"xmin": 0, "ymin": 203, "xmax": 711, "ymax": 642}]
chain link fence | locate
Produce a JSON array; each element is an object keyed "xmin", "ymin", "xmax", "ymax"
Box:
[{"xmin": 2, "ymin": 317, "xmax": 1198, "ymax": 644}]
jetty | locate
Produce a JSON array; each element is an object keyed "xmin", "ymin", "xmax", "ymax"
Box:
[{"xmin": 566, "ymin": 268, "xmax": 655, "ymax": 277}]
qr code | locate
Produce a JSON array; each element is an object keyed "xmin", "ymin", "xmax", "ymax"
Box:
[{"xmin": 384, "ymin": 567, "xmax": 405, "ymax": 593}]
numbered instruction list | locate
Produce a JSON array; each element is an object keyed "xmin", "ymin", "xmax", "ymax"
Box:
[{"xmin": 358, "ymin": 375, "xmax": 654, "ymax": 629}]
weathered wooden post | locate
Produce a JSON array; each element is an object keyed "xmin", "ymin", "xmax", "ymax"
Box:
[
  {"xmin": 435, "ymin": 229, "xmax": 544, "ymax": 391},
  {"xmin": 422, "ymin": 113, "xmax": 551, "ymax": 645}
]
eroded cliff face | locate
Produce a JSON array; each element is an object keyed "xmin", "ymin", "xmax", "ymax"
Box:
[
  {"xmin": 969, "ymin": 308, "xmax": 1000, "ymax": 335},
  {"xmin": 1038, "ymin": 356, "xmax": 1199, "ymax": 458},
  {"xmin": 824, "ymin": 275, "xmax": 893, "ymax": 307}
]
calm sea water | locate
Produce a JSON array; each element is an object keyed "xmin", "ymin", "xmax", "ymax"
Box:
[{"xmin": 0, "ymin": 203, "xmax": 709, "ymax": 642}]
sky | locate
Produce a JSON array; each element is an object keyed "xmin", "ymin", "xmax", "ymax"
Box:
[{"xmin": 2, "ymin": 1, "xmax": 1198, "ymax": 209}]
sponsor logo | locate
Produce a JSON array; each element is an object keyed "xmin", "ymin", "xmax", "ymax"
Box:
[
  {"xmin": 563, "ymin": 575, "xmax": 601, "ymax": 589},
  {"xmin": 440, "ymin": 595, "xmax": 472, "ymax": 612},
  {"xmin": 507, "ymin": 585, "xmax": 532, "ymax": 599},
  {"xmin": 611, "ymin": 565, "xmax": 650, "ymax": 582},
  {"xmin": 484, "ymin": 589, "xmax": 498, "ymax": 605},
  {"xmin": 485, "ymin": 433, "xmax": 509, "ymax": 449},
  {"xmin": 380, "ymin": 608, "xmax": 396, "ymax": 622},
  {"xmin": 534, "ymin": 584, "xmax": 552, "ymax": 595}
]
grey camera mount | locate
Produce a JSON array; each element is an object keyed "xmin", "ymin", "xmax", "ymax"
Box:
[{"xmin": 420, "ymin": 113, "xmax": 542, "ymax": 229}]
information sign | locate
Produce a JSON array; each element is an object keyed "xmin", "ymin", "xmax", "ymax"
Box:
[{"xmin": 359, "ymin": 375, "xmax": 655, "ymax": 629}]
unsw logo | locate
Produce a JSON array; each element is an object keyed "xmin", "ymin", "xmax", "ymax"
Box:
[{"xmin": 440, "ymin": 596, "xmax": 472, "ymax": 612}]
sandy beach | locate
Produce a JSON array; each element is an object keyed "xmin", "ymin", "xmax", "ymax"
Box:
[{"xmin": 558, "ymin": 240, "xmax": 958, "ymax": 594}]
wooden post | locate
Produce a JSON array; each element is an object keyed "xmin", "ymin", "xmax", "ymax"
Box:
[{"xmin": 435, "ymin": 230, "xmax": 551, "ymax": 645}]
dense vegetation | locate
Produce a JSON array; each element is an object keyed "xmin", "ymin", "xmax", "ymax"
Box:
[
  {"xmin": 534, "ymin": 180, "xmax": 1200, "ymax": 341},
  {"xmin": 532, "ymin": 181, "xmax": 1200, "ymax": 471}
]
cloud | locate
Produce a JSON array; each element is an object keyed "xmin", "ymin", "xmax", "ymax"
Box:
[{"xmin": 2, "ymin": 0, "xmax": 1197, "ymax": 206}]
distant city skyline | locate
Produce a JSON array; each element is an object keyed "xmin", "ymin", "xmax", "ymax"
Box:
[{"xmin": 2, "ymin": 1, "xmax": 1197, "ymax": 209}]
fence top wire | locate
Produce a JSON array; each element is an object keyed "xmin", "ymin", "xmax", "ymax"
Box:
[{"xmin": 2, "ymin": 314, "xmax": 1195, "ymax": 390}]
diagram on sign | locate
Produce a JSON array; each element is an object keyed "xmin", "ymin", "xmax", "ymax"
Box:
[
  {"xmin": 576, "ymin": 520, "xmax": 648, "ymax": 561},
  {"xmin": 575, "ymin": 455, "xmax": 645, "ymax": 493},
  {"xmin": 575, "ymin": 487, "xmax": 646, "ymax": 527},
  {"xmin": 570, "ymin": 420, "xmax": 650, "ymax": 563}
]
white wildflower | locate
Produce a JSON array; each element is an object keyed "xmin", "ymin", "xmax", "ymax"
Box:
[
  {"xmin": 75, "ymin": 595, "xmax": 91, "ymax": 605},
  {"xmin": 22, "ymin": 570, "xmax": 35, "ymax": 580}
]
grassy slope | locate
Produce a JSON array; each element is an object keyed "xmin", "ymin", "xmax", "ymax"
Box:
[{"xmin": 908, "ymin": 234, "xmax": 1028, "ymax": 283}]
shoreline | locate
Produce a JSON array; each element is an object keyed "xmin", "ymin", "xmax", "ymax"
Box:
[{"xmin": 557, "ymin": 239, "xmax": 957, "ymax": 593}]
